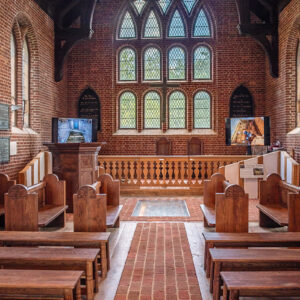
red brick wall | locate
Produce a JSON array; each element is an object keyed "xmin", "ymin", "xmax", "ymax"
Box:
[
  {"xmin": 0, "ymin": 0, "xmax": 68, "ymax": 179},
  {"xmin": 67, "ymin": 0, "xmax": 266, "ymax": 155}
]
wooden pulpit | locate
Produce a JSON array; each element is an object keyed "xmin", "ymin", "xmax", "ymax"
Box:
[{"xmin": 44, "ymin": 143, "xmax": 101, "ymax": 212}]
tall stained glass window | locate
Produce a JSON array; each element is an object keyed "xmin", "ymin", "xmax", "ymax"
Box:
[
  {"xmin": 120, "ymin": 92, "xmax": 137, "ymax": 128},
  {"xmin": 133, "ymin": 0, "xmax": 146, "ymax": 14},
  {"xmin": 144, "ymin": 91, "xmax": 161, "ymax": 128},
  {"xmin": 169, "ymin": 91, "xmax": 186, "ymax": 128},
  {"xmin": 168, "ymin": 10, "xmax": 186, "ymax": 37},
  {"xmin": 194, "ymin": 46, "xmax": 211, "ymax": 80},
  {"xmin": 22, "ymin": 37, "xmax": 30, "ymax": 128},
  {"xmin": 11, "ymin": 34, "xmax": 17, "ymax": 127},
  {"xmin": 194, "ymin": 91, "xmax": 211, "ymax": 128},
  {"xmin": 144, "ymin": 47, "xmax": 161, "ymax": 81},
  {"xmin": 168, "ymin": 47, "xmax": 186, "ymax": 80},
  {"xmin": 119, "ymin": 48, "xmax": 136, "ymax": 81},
  {"xmin": 144, "ymin": 11, "xmax": 161, "ymax": 38},
  {"xmin": 182, "ymin": 0, "xmax": 196, "ymax": 14},
  {"xmin": 158, "ymin": 0, "xmax": 171, "ymax": 14},
  {"xmin": 119, "ymin": 12, "xmax": 136, "ymax": 39},
  {"xmin": 193, "ymin": 9, "xmax": 211, "ymax": 37}
]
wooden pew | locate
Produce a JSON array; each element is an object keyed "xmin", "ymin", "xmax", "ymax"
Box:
[
  {"xmin": 0, "ymin": 173, "xmax": 15, "ymax": 217},
  {"xmin": 0, "ymin": 247, "xmax": 99, "ymax": 300},
  {"xmin": 0, "ymin": 230, "xmax": 110, "ymax": 278},
  {"xmin": 221, "ymin": 271, "xmax": 300, "ymax": 300},
  {"xmin": 200, "ymin": 173, "xmax": 248, "ymax": 232},
  {"xmin": 210, "ymin": 248, "xmax": 300, "ymax": 300},
  {"xmin": 0, "ymin": 269, "xmax": 82, "ymax": 299},
  {"xmin": 5, "ymin": 174, "xmax": 67, "ymax": 231},
  {"xmin": 257, "ymin": 173, "xmax": 300, "ymax": 231},
  {"xmin": 202, "ymin": 232, "xmax": 300, "ymax": 278}
]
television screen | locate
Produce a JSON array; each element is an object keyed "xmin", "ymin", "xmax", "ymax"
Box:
[
  {"xmin": 226, "ymin": 117, "xmax": 270, "ymax": 146},
  {"xmin": 52, "ymin": 118, "xmax": 97, "ymax": 143}
]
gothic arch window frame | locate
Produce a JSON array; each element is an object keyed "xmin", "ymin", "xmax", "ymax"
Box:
[
  {"xmin": 167, "ymin": 44, "xmax": 188, "ymax": 81},
  {"xmin": 117, "ymin": 45, "xmax": 138, "ymax": 83},
  {"xmin": 22, "ymin": 35, "xmax": 30, "ymax": 128},
  {"xmin": 141, "ymin": 8, "xmax": 162, "ymax": 40},
  {"xmin": 192, "ymin": 6, "xmax": 213, "ymax": 38},
  {"xmin": 168, "ymin": 89, "xmax": 187, "ymax": 129},
  {"xmin": 118, "ymin": 90, "xmax": 138, "ymax": 129},
  {"xmin": 167, "ymin": 7, "xmax": 188, "ymax": 39},
  {"xmin": 181, "ymin": 0, "xmax": 197, "ymax": 15},
  {"xmin": 193, "ymin": 90, "xmax": 212, "ymax": 129},
  {"xmin": 117, "ymin": 9, "xmax": 138, "ymax": 41},
  {"xmin": 142, "ymin": 44, "xmax": 162, "ymax": 82},
  {"xmin": 192, "ymin": 43, "xmax": 213, "ymax": 81},
  {"xmin": 143, "ymin": 90, "xmax": 162, "ymax": 129},
  {"xmin": 10, "ymin": 32, "xmax": 17, "ymax": 128}
]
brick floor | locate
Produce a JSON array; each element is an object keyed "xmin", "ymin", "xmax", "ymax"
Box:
[{"xmin": 115, "ymin": 223, "xmax": 202, "ymax": 300}]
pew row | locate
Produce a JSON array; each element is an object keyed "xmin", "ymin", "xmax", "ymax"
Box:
[
  {"xmin": 0, "ymin": 269, "xmax": 82, "ymax": 300},
  {"xmin": 0, "ymin": 231, "xmax": 110, "ymax": 278},
  {"xmin": 200, "ymin": 173, "xmax": 248, "ymax": 232},
  {"xmin": 257, "ymin": 173, "xmax": 300, "ymax": 231},
  {"xmin": 4, "ymin": 174, "xmax": 67, "ymax": 231},
  {"xmin": 0, "ymin": 173, "xmax": 15, "ymax": 217}
]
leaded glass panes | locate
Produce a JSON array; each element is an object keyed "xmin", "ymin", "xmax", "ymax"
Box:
[
  {"xmin": 119, "ymin": 12, "xmax": 136, "ymax": 39},
  {"xmin": 169, "ymin": 91, "xmax": 186, "ymax": 128},
  {"xmin": 144, "ymin": 91, "xmax": 161, "ymax": 128},
  {"xmin": 168, "ymin": 10, "xmax": 186, "ymax": 37},
  {"xmin": 119, "ymin": 48, "xmax": 136, "ymax": 81},
  {"xmin": 144, "ymin": 47, "xmax": 161, "ymax": 81},
  {"xmin": 144, "ymin": 11, "xmax": 161, "ymax": 38},
  {"xmin": 133, "ymin": 0, "xmax": 146, "ymax": 14},
  {"xmin": 194, "ymin": 9, "xmax": 211, "ymax": 37},
  {"xmin": 168, "ymin": 47, "xmax": 186, "ymax": 80},
  {"xmin": 182, "ymin": 0, "xmax": 196, "ymax": 14},
  {"xmin": 194, "ymin": 91, "xmax": 211, "ymax": 128},
  {"xmin": 22, "ymin": 38, "xmax": 29, "ymax": 128},
  {"xmin": 158, "ymin": 0, "xmax": 171, "ymax": 14},
  {"xmin": 11, "ymin": 34, "xmax": 17, "ymax": 127},
  {"xmin": 120, "ymin": 92, "xmax": 136, "ymax": 128},
  {"xmin": 194, "ymin": 46, "xmax": 211, "ymax": 80}
]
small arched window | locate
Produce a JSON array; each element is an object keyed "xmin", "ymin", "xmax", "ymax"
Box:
[
  {"xmin": 194, "ymin": 46, "xmax": 211, "ymax": 80},
  {"xmin": 119, "ymin": 47, "xmax": 136, "ymax": 81},
  {"xmin": 22, "ymin": 37, "xmax": 30, "ymax": 128},
  {"xmin": 133, "ymin": 0, "xmax": 146, "ymax": 14},
  {"xmin": 11, "ymin": 34, "xmax": 17, "ymax": 127},
  {"xmin": 193, "ymin": 9, "xmax": 211, "ymax": 37},
  {"xmin": 297, "ymin": 41, "xmax": 300, "ymax": 126},
  {"xmin": 169, "ymin": 91, "xmax": 186, "ymax": 128},
  {"xmin": 144, "ymin": 47, "xmax": 161, "ymax": 81},
  {"xmin": 144, "ymin": 91, "xmax": 161, "ymax": 128},
  {"xmin": 194, "ymin": 91, "xmax": 211, "ymax": 128},
  {"xmin": 168, "ymin": 10, "xmax": 186, "ymax": 37},
  {"xmin": 158, "ymin": 0, "xmax": 171, "ymax": 14},
  {"xmin": 144, "ymin": 10, "xmax": 161, "ymax": 38},
  {"xmin": 182, "ymin": 0, "xmax": 196, "ymax": 14},
  {"xmin": 168, "ymin": 46, "xmax": 186, "ymax": 80},
  {"xmin": 119, "ymin": 11, "xmax": 136, "ymax": 39},
  {"xmin": 119, "ymin": 92, "xmax": 137, "ymax": 129}
]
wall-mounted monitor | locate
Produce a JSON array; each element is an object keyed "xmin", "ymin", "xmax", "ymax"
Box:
[
  {"xmin": 52, "ymin": 118, "xmax": 97, "ymax": 143},
  {"xmin": 225, "ymin": 117, "xmax": 270, "ymax": 146}
]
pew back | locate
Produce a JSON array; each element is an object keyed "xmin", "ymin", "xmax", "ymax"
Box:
[
  {"xmin": 0, "ymin": 173, "xmax": 15, "ymax": 214},
  {"xmin": 98, "ymin": 173, "xmax": 120, "ymax": 206}
]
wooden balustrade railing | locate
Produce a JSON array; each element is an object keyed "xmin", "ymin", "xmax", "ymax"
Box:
[{"xmin": 98, "ymin": 155, "xmax": 250, "ymax": 190}]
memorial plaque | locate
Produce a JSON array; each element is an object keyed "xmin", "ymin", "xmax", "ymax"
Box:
[
  {"xmin": 78, "ymin": 88, "xmax": 100, "ymax": 130},
  {"xmin": 0, "ymin": 137, "xmax": 10, "ymax": 163},
  {"xmin": 0, "ymin": 103, "xmax": 10, "ymax": 130},
  {"xmin": 230, "ymin": 85, "xmax": 253, "ymax": 117}
]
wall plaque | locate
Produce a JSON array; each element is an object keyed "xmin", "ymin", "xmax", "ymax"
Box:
[
  {"xmin": 78, "ymin": 88, "xmax": 100, "ymax": 130},
  {"xmin": 0, "ymin": 137, "xmax": 10, "ymax": 163},
  {"xmin": 230, "ymin": 85, "xmax": 254, "ymax": 118},
  {"xmin": 0, "ymin": 103, "xmax": 10, "ymax": 130}
]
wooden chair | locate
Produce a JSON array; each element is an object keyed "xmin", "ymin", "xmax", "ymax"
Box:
[
  {"xmin": 188, "ymin": 137, "xmax": 203, "ymax": 155},
  {"xmin": 257, "ymin": 173, "xmax": 300, "ymax": 231},
  {"xmin": 5, "ymin": 174, "xmax": 67, "ymax": 231},
  {"xmin": 156, "ymin": 137, "xmax": 171, "ymax": 155},
  {"xmin": 0, "ymin": 173, "xmax": 15, "ymax": 216}
]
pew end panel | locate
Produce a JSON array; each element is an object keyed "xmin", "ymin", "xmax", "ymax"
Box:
[
  {"xmin": 98, "ymin": 173, "xmax": 120, "ymax": 207},
  {"xmin": 288, "ymin": 193, "xmax": 300, "ymax": 232},
  {"xmin": 0, "ymin": 173, "xmax": 15, "ymax": 216},
  {"xmin": 203, "ymin": 173, "xmax": 226, "ymax": 207}
]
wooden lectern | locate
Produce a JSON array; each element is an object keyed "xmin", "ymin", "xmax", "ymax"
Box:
[{"xmin": 44, "ymin": 143, "xmax": 101, "ymax": 212}]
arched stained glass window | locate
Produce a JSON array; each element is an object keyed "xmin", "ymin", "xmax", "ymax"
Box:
[
  {"xmin": 158, "ymin": 0, "xmax": 171, "ymax": 14},
  {"xmin": 168, "ymin": 10, "xmax": 186, "ymax": 37},
  {"xmin": 194, "ymin": 46, "xmax": 211, "ymax": 80},
  {"xmin": 11, "ymin": 34, "xmax": 17, "ymax": 127},
  {"xmin": 22, "ymin": 37, "xmax": 30, "ymax": 128},
  {"xmin": 182, "ymin": 0, "xmax": 196, "ymax": 14},
  {"xmin": 120, "ymin": 92, "xmax": 137, "ymax": 129},
  {"xmin": 119, "ymin": 48, "xmax": 136, "ymax": 81},
  {"xmin": 144, "ymin": 47, "xmax": 161, "ymax": 81},
  {"xmin": 144, "ymin": 91, "xmax": 161, "ymax": 128},
  {"xmin": 168, "ymin": 47, "xmax": 186, "ymax": 80},
  {"xmin": 144, "ymin": 11, "xmax": 161, "ymax": 38},
  {"xmin": 194, "ymin": 91, "xmax": 211, "ymax": 128},
  {"xmin": 133, "ymin": 0, "xmax": 146, "ymax": 14},
  {"xmin": 119, "ymin": 12, "xmax": 136, "ymax": 39},
  {"xmin": 194, "ymin": 9, "xmax": 211, "ymax": 37},
  {"xmin": 169, "ymin": 91, "xmax": 186, "ymax": 128}
]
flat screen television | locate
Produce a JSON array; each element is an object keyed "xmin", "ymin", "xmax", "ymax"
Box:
[
  {"xmin": 52, "ymin": 118, "xmax": 97, "ymax": 143},
  {"xmin": 225, "ymin": 117, "xmax": 270, "ymax": 146}
]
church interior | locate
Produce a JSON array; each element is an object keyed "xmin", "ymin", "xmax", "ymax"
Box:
[{"xmin": 1, "ymin": 0, "xmax": 300, "ymax": 299}]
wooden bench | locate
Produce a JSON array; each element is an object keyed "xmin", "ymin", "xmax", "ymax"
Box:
[
  {"xmin": 0, "ymin": 269, "xmax": 82, "ymax": 299},
  {"xmin": 257, "ymin": 173, "xmax": 300, "ymax": 231},
  {"xmin": 0, "ymin": 247, "xmax": 99, "ymax": 300},
  {"xmin": 202, "ymin": 231, "xmax": 300, "ymax": 278},
  {"xmin": 0, "ymin": 230, "xmax": 110, "ymax": 278},
  {"xmin": 0, "ymin": 173, "xmax": 15, "ymax": 217},
  {"xmin": 5, "ymin": 174, "xmax": 67, "ymax": 231},
  {"xmin": 200, "ymin": 173, "xmax": 248, "ymax": 232},
  {"xmin": 210, "ymin": 248, "xmax": 300, "ymax": 300},
  {"xmin": 221, "ymin": 271, "xmax": 300, "ymax": 300}
]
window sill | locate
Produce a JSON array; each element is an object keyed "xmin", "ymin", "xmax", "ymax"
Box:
[
  {"xmin": 113, "ymin": 129, "xmax": 217, "ymax": 136},
  {"xmin": 287, "ymin": 127, "xmax": 300, "ymax": 135},
  {"xmin": 11, "ymin": 126, "xmax": 38, "ymax": 135}
]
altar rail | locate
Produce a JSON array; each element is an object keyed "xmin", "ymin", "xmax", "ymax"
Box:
[{"xmin": 98, "ymin": 155, "xmax": 250, "ymax": 192}]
